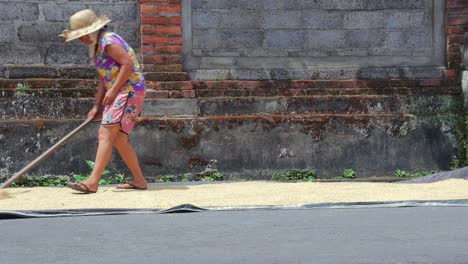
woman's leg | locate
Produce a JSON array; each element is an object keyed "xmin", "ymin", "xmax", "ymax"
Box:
[
  {"xmin": 114, "ymin": 132, "xmax": 147, "ymax": 189},
  {"xmin": 78, "ymin": 125, "xmax": 121, "ymax": 192}
]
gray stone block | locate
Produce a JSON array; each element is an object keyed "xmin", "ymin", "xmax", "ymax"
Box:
[
  {"xmin": 288, "ymin": 50, "xmax": 330, "ymax": 57},
  {"xmin": 42, "ymin": 3, "xmax": 87, "ymax": 22},
  {"xmin": 193, "ymin": 10, "xmax": 222, "ymax": 29},
  {"xmin": 88, "ymin": 4, "xmax": 138, "ymax": 21},
  {"xmin": 244, "ymin": 48, "xmax": 289, "ymax": 57},
  {"xmin": 229, "ymin": 69, "xmax": 270, "ymax": 80},
  {"xmin": 405, "ymin": 30, "xmax": 431, "ymax": 49},
  {"xmin": 261, "ymin": 11, "xmax": 302, "ymax": 29},
  {"xmin": 344, "ymin": 11, "xmax": 384, "ymax": 29},
  {"xmin": 384, "ymin": 11, "xmax": 426, "ymax": 29},
  {"xmin": 269, "ymin": 68, "xmax": 291, "ymax": 80},
  {"xmin": 238, "ymin": 0, "xmax": 285, "ymax": 10},
  {"xmin": 0, "ymin": 2, "xmax": 38, "ymax": 21},
  {"xmin": 306, "ymin": 30, "xmax": 347, "ymax": 49},
  {"xmin": 194, "ymin": 49, "xmax": 241, "ymax": 57},
  {"xmin": 318, "ymin": 69, "xmax": 359, "ymax": 80},
  {"xmin": 283, "ymin": 0, "xmax": 321, "ymax": 10},
  {"xmin": 264, "ymin": 30, "xmax": 305, "ymax": 49},
  {"xmin": 220, "ymin": 30, "xmax": 264, "ymax": 49},
  {"xmin": 114, "ymin": 23, "xmax": 140, "ymax": 46},
  {"xmin": 383, "ymin": 31, "xmax": 405, "ymax": 48},
  {"xmin": 18, "ymin": 23, "xmax": 65, "ymax": 42},
  {"xmin": 59, "ymin": 66, "xmax": 96, "ymax": 79},
  {"xmin": 357, "ymin": 68, "xmax": 403, "ymax": 79},
  {"xmin": 45, "ymin": 44, "xmax": 89, "ymax": 65},
  {"xmin": 219, "ymin": 10, "xmax": 261, "ymax": 29},
  {"xmin": 11, "ymin": 45, "xmax": 44, "ymax": 64},
  {"xmin": 368, "ymin": 48, "xmax": 413, "ymax": 56},
  {"xmin": 369, "ymin": 0, "xmax": 426, "ymax": 10},
  {"xmin": 319, "ymin": 0, "xmax": 368, "ymax": 10},
  {"xmin": 193, "ymin": 29, "xmax": 220, "ymax": 49},
  {"xmin": 192, "ymin": 0, "xmax": 239, "ymax": 9},
  {"xmin": 302, "ymin": 11, "xmax": 343, "ymax": 29},
  {"xmin": 332, "ymin": 49, "xmax": 368, "ymax": 57},
  {"xmin": 401, "ymin": 67, "xmax": 444, "ymax": 79},
  {"xmin": 143, "ymin": 99, "xmax": 200, "ymax": 116},
  {"xmin": 346, "ymin": 30, "xmax": 385, "ymax": 48},
  {"xmin": 0, "ymin": 44, "xmax": 16, "ymax": 64},
  {"xmin": 201, "ymin": 57, "xmax": 236, "ymax": 68},
  {"xmin": 289, "ymin": 70, "xmax": 320, "ymax": 79},
  {"xmin": 189, "ymin": 69, "xmax": 231, "ymax": 80},
  {"xmin": 8, "ymin": 66, "xmax": 58, "ymax": 79},
  {"xmin": 0, "ymin": 23, "xmax": 15, "ymax": 43}
]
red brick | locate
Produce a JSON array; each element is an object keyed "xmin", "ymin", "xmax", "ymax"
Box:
[
  {"xmin": 448, "ymin": 0, "xmax": 468, "ymax": 8},
  {"xmin": 448, "ymin": 51, "xmax": 462, "ymax": 63},
  {"xmin": 168, "ymin": 0, "xmax": 181, "ymax": 4},
  {"xmin": 418, "ymin": 79, "xmax": 445, "ymax": 87},
  {"xmin": 226, "ymin": 89, "xmax": 244, "ymax": 97},
  {"xmin": 448, "ymin": 34, "xmax": 464, "ymax": 44},
  {"xmin": 448, "ymin": 16, "xmax": 468, "ymax": 26},
  {"xmin": 169, "ymin": 90, "xmax": 183, "ymax": 98},
  {"xmin": 253, "ymin": 88, "xmax": 278, "ymax": 96},
  {"xmin": 160, "ymin": 81, "xmax": 193, "ymax": 90},
  {"xmin": 140, "ymin": 0, "xmax": 170, "ymax": 3},
  {"xmin": 237, "ymin": 81, "xmax": 260, "ymax": 89},
  {"xmin": 157, "ymin": 5, "xmax": 181, "ymax": 13},
  {"xmin": 170, "ymin": 56, "xmax": 183, "ymax": 64},
  {"xmin": 182, "ymin": 90, "xmax": 196, "ymax": 98},
  {"xmin": 141, "ymin": 16, "xmax": 170, "ymax": 25},
  {"xmin": 447, "ymin": 25, "xmax": 468, "ymax": 34},
  {"xmin": 444, "ymin": 69, "xmax": 460, "ymax": 79},
  {"xmin": 143, "ymin": 55, "xmax": 171, "ymax": 64},
  {"xmin": 156, "ymin": 45, "xmax": 183, "ymax": 54},
  {"xmin": 448, "ymin": 7, "xmax": 468, "ymax": 14},
  {"xmin": 448, "ymin": 44, "xmax": 462, "ymax": 52},
  {"xmin": 147, "ymin": 25, "xmax": 182, "ymax": 35},
  {"xmin": 140, "ymin": 5, "xmax": 156, "ymax": 14},
  {"xmin": 196, "ymin": 89, "xmax": 225, "ymax": 97},
  {"xmin": 169, "ymin": 16, "xmax": 182, "ymax": 24},
  {"xmin": 149, "ymin": 90, "xmax": 170, "ymax": 98},
  {"xmin": 142, "ymin": 36, "xmax": 183, "ymax": 45}
]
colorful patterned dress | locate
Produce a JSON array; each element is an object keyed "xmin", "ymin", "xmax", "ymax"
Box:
[{"xmin": 94, "ymin": 30, "xmax": 146, "ymax": 134}]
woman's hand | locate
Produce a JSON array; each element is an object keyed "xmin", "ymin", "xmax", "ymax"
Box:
[
  {"xmin": 102, "ymin": 89, "xmax": 118, "ymax": 106},
  {"xmin": 87, "ymin": 105, "xmax": 100, "ymax": 120}
]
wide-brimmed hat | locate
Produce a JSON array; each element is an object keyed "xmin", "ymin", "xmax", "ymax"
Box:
[{"xmin": 59, "ymin": 9, "xmax": 111, "ymax": 42}]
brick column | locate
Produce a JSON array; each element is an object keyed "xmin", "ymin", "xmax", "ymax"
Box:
[
  {"xmin": 446, "ymin": 0, "xmax": 468, "ymax": 80},
  {"xmin": 140, "ymin": 0, "xmax": 183, "ymax": 72}
]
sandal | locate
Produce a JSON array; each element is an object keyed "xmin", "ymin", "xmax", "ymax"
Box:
[{"xmin": 66, "ymin": 182, "xmax": 97, "ymax": 194}]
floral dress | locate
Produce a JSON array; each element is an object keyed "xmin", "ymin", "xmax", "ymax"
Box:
[{"xmin": 94, "ymin": 30, "xmax": 146, "ymax": 134}]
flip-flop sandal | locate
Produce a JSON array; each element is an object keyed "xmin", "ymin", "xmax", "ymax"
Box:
[
  {"xmin": 66, "ymin": 182, "xmax": 97, "ymax": 194},
  {"xmin": 116, "ymin": 182, "xmax": 147, "ymax": 190}
]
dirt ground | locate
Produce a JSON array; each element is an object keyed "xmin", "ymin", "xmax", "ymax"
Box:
[{"xmin": 1, "ymin": 179, "xmax": 467, "ymax": 211}]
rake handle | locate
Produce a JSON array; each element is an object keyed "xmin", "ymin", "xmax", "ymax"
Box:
[{"xmin": 0, "ymin": 118, "xmax": 93, "ymax": 189}]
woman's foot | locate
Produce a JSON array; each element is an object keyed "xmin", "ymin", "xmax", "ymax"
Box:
[{"xmin": 117, "ymin": 180, "xmax": 147, "ymax": 190}]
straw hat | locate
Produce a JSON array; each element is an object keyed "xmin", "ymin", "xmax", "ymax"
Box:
[{"xmin": 59, "ymin": 9, "xmax": 111, "ymax": 42}]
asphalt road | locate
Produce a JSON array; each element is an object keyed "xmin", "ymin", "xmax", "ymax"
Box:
[{"xmin": 1, "ymin": 207, "xmax": 467, "ymax": 264}]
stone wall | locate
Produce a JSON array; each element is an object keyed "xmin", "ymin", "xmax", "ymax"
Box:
[
  {"xmin": 0, "ymin": 0, "xmax": 140, "ymax": 69},
  {"xmin": 183, "ymin": 0, "xmax": 447, "ymax": 80}
]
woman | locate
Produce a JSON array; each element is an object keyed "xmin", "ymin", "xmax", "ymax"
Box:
[{"xmin": 61, "ymin": 9, "xmax": 147, "ymax": 193}]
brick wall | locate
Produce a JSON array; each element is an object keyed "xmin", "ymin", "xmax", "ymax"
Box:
[
  {"xmin": 447, "ymin": 0, "xmax": 468, "ymax": 76},
  {"xmin": 140, "ymin": 0, "xmax": 183, "ymax": 70}
]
